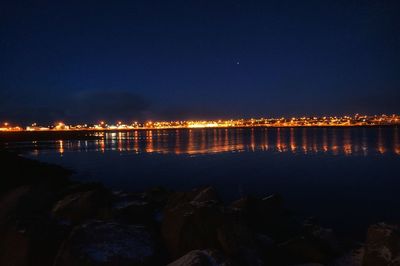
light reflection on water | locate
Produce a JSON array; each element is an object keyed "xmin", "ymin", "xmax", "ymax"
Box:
[
  {"xmin": 15, "ymin": 126, "xmax": 400, "ymax": 157},
  {"xmin": 6, "ymin": 127, "xmax": 398, "ymax": 238}
]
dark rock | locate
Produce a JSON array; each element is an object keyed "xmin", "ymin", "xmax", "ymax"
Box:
[
  {"xmin": 161, "ymin": 187, "xmax": 224, "ymax": 258},
  {"xmin": 230, "ymin": 194, "xmax": 300, "ymax": 242},
  {"xmin": 0, "ymin": 186, "xmax": 31, "ymax": 266},
  {"xmin": 162, "ymin": 187, "xmax": 265, "ymax": 264},
  {"xmin": 52, "ymin": 187, "xmax": 112, "ymax": 225},
  {"xmin": 274, "ymin": 221, "xmax": 341, "ymax": 265},
  {"xmin": 0, "ymin": 151, "xmax": 71, "ymax": 197},
  {"xmin": 143, "ymin": 186, "xmax": 171, "ymax": 206},
  {"xmin": 0, "ymin": 185, "xmax": 68, "ymax": 266},
  {"xmin": 303, "ymin": 222, "xmax": 341, "ymax": 254},
  {"xmin": 217, "ymin": 221, "xmax": 264, "ymax": 265},
  {"xmin": 162, "ymin": 197, "xmax": 224, "ymax": 258},
  {"xmin": 333, "ymin": 247, "xmax": 364, "ymax": 266},
  {"xmin": 217, "ymin": 221, "xmax": 255, "ymax": 255},
  {"xmin": 363, "ymin": 223, "xmax": 400, "ymax": 266},
  {"xmin": 277, "ymin": 229, "xmax": 340, "ymax": 265},
  {"xmin": 191, "ymin": 186, "xmax": 220, "ymax": 203},
  {"xmin": 291, "ymin": 263, "xmax": 324, "ymax": 266},
  {"xmin": 167, "ymin": 249, "xmax": 232, "ymax": 266},
  {"xmin": 164, "ymin": 186, "xmax": 220, "ymax": 210},
  {"xmin": 113, "ymin": 197, "xmax": 156, "ymax": 225},
  {"xmin": 55, "ymin": 221, "xmax": 159, "ymax": 266}
]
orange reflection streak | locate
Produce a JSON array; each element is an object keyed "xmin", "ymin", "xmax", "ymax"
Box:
[
  {"xmin": 110, "ymin": 133, "xmax": 117, "ymax": 151},
  {"xmin": 162, "ymin": 130, "xmax": 169, "ymax": 153},
  {"xmin": 276, "ymin": 128, "xmax": 286, "ymax": 152},
  {"xmin": 290, "ymin": 128, "xmax": 296, "ymax": 153},
  {"xmin": 260, "ymin": 129, "xmax": 265, "ymax": 151},
  {"xmin": 377, "ymin": 128, "xmax": 386, "ymax": 154},
  {"xmin": 224, "ymin": 129, "xmax": 229, "ymax": 152},
  {"xmin": 312, "ymin": 129, "xmax": 318, "ymax": 153},
  {"xmin": 302, "ymin": 128, "xmax": 308, "ymax": 154},
  {"xmin": 230, "ymin": 129, "xmax": 240, "ymax": 152},
  {"xmin": 353, "ymin": 131, "xmax": 360, "ymax": 154},
  {"xmin": 27, "ymin": 127, "xmax": 400, "ymax": 156},
  {"xmin": 331, "ymin": 129, "xmax": 338, "ymax": 155},
  {"xmin": 126, "ymin": 132, "xmax": 131, "ymax": 152},
  {"xmin": 100, "ymin": 138, "xmax": 105, "ymax": 153},
  {"xmin": 263, "ymin": 129, "xmax": 269, "ymax": 151},
  {"xmin": 394, "ymin": 127, "xmax": 400, "ymax": 155},
  {"xmin": 133, "ymin": 131, "xmax": 139, "ymax": 152},
  {"xmin": 361, "ymin": 128, "xmax": 368, "ymax": 156},
  {"xmin": 200, "ymin": 129, "xmax": 206, "ymax": 152},
  {"xmin": 343, "ymin": 129, "xmax": 352, "ymax": 155},
  {"xmin": 234, "ymin": 129, "xmax": 244, "ymax": 151},
  {"xmin": 174, "ymin": 130, "xmax": 181, "ymax": 154},
  {"xmin": 187, "ymin": 129, "xmax": 196, "ymax": 154},
  {"xmin": 211, "ymin": 130, "xmax": 219, "ymax": 154},
  {"xmin": 58, "ymin": 140, "xmax": 64, "ymax": 155},
  {"xmin": 30, "ymin": 141, "xmax": 39, "ymax": 156},
  {"xmin": 214, "ymin": 129, "xmax": 226, "ymax": 153},
  {"xmin": 322, "ymin": 128, "xmax": 328, "ymax": 152},
  {"xmin": 118, "ymin": 132, "xmax": 123, "ymax": 152},
  {"xmin": 146, "ymin": 130, "xmax": 154, "ymax": 153},
  {"xmin": 250, "ymin": 128, "xmax": 255, "ymax": 151}
]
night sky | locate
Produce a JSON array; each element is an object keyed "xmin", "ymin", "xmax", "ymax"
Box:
[{"xmin": 1, "ymin": 0, "xmax": 399, "ymax": 124}]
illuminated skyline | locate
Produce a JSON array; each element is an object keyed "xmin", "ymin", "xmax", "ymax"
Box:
[{"xmin": 1, "ymin": 114, "xmax": 399, "ymax": 132}]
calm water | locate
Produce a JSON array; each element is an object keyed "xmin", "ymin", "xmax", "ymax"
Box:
[{"xmin": 7, "ymin": 127, "xmax": 400, "ymax": 235}]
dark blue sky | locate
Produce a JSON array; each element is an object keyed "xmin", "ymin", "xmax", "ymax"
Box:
[{"xmin": 1, "ymin": 0, "xmax": 399, "ymax": 123}]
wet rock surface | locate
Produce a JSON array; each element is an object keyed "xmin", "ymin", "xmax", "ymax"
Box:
[
  {"xmin": 162, "ymin": 187, "xmax": 226, "ymax": 258},
  {"xmin": 0, "ymin": 185, "xmax": 70, "ymax": 266},
  {"xmin": 52, "ymin": 186, "xmax": 113, "ymax": 225},
  {"xmin": 362, "ymin": 223, "xmax": 400, "ymax": 266},
  {"xmin": 54, "ymin": 221, "xmax": 158, "ymax": 266},
  {"xmin": 167, "ymin": 249, "xmax": 232, "ymax": 266}
]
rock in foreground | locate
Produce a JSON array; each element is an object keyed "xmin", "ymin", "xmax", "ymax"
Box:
[
  {"xmin": 363, "ymin": 223, "xmax": 400, "ymax": 266},
  {"xmin": 167, "ymin": 249, "xmax": 231, "ymax": 266},
  {"xmin": 55, "ymin": 221, "xmax": 158, "ymax": 266}
]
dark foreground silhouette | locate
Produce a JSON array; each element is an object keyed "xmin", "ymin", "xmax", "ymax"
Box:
[{"xmin": 0, "ymin": 150, "xmax": 398, "ymax": 266}]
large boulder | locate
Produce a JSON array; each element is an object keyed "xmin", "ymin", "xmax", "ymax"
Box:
[
  {"xmin": 276, "ymin": 222, "xmax": 340, "ymax": 265},
  {"xmin": 0, "ymin": 186, "xmax": 31, "ymax": 266},
  {"xmin": 164, "ymin": 186, "xmax": 220, "ymax": 211},
  {"xmin": 363, "ymin": 223, "xmax": 400, "ymax": 266},
  {"xmin": 332, "ymin": 247, "xmax": 364, "ymax": 266},
  {"xmin": 54, "ymin": 221, "xmax": 159, "ymax": 266},
  {"xmin": 52, "ymin": 187, "xmax": 112, "ymax": 225},
  {"xmin": 112, "ymin": 188, "xmax": 169, "ymax": 226},
  {"xmin": 167, "ymin": 249, "xmax": 232, "ymax": 266},
  {"xmin": 162, "ymin": 187, "xmax": 264, "ymax": 264},
  {"xmin": 161, "ymin": 187, "xmax": 225, "ymax": 258},
  {"xmin": 143, "ymin": 187, "xmax": 171, "ymax": 207},
  {"xmin": 230, "ymin": 194, "xmax": 300, "ymax": 242},
  {"xmin": 0, "ymin": 185, "xmax": 68, "ymax": 266},
  {"xmin": 217, "ymin": 220, "xmax": 264, "ymax": 265}
]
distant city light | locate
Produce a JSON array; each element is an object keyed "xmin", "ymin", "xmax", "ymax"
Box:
[{"xmin": 0, "ymin": 114, "xmax": 399, "ymax": 132}]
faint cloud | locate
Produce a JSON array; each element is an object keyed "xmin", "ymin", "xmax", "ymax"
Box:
[
  {"xmin": 66, "ymin": 90, "xmax": 150, "ymax": 123},
  {"xmin": 0, "ymin": 90, "xmax": 151, "ymax": 124}
]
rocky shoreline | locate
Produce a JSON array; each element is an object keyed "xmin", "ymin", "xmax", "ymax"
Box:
[{"xmin": 0, "ymin": 150, "xmax": 398, "ymax": 266}]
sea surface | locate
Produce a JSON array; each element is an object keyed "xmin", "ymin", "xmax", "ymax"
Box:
[{"xmin": 6, "ymin": 126, "xmax": 400, "ymax": 236}]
